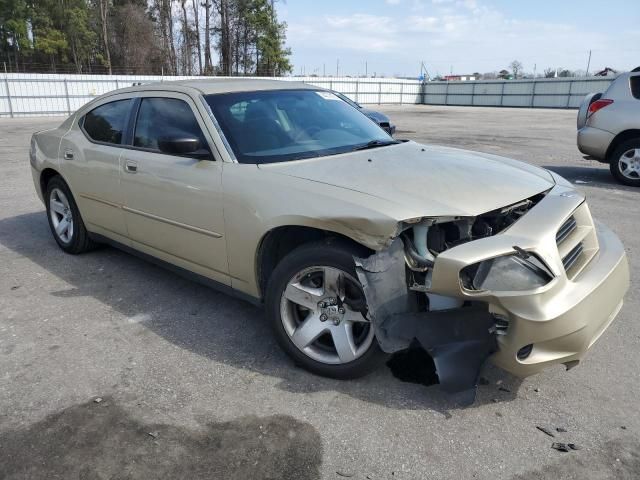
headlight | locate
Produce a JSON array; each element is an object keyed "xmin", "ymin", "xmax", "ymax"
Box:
[{"xmin": 461, "ymin": 253, "xmax": 553, "ymax": 292}]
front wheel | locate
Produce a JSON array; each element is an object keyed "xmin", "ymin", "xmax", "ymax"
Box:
[
  {"xmin": 609, "ymin": 139, "xmax": 640, "ymax": 187},
  {"xmin": 266, "ymin": 241, "xmax": 387, "ymax": 379}
]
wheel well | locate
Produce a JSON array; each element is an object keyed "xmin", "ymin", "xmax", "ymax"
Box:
[
  {"xmin": 606, "ymin": 130, "xmax": 640, "ymax": 160},
  {"xmin": 39, "ymin": 168, "xmax": 60, "ymax": 196},
  {"xmin": 256, "ymin": 226, "xmax": 373, "ymax": 300}
]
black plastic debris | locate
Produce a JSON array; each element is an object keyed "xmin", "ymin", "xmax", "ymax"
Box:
[
  {"xmin": 568, "ymin": 443, "xmax": 582, "ymax": 451},
  {"xmin": 551, "ymin": 442, "xmax": 571, "ymax": 453},
  {"xmin": 536, "ymin": 426, "xmax": 555, "ymax": 438},
  {"xmin": 556, "ymin": 427, "xmax": 567, "ymax": 433},
  {"xmin": 336, "ymin": 470, "xmax": 354, "ymax": 477}
]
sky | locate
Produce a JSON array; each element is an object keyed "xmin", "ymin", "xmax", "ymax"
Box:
[{"xmin": 277, "ymin": 0, "xmax": 640, "ymax": 78}]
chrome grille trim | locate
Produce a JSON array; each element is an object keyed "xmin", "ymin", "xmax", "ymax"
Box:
[
  {"xmin": 562, "ymin": 242, "xmax": 584, "ymax": 272},
  {"xmin": 556, "ymin": 216, "xmax": 577, "ymax": 244}
]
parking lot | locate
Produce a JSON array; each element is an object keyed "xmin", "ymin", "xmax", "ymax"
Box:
[{"xmin": 1, "ymin": 106, "xmax": 638, "ymax": 479}]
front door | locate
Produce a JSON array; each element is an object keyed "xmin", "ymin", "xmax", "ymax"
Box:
[{"xmin": 120, "ymin": 94, "xmax": 229, "ymax": 285}]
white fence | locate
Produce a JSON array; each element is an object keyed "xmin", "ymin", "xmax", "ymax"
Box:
[
  {"xmin": 421, "ymin": 77, "xmax": 615, "ymax": 108},
  {"xmin": 0, "ymin": 74, "xmax": 423, "ymax": 117},
  {"xmin": 0, "ymin": 73, "xmax": 615, "ymax": 117}
]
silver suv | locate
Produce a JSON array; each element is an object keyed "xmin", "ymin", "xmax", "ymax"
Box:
[{"xmin": 577, "ymin": 67, "xmax": 640, "ymax": 186}]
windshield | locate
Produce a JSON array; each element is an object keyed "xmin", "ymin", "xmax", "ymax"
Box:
[{"xmin": 204, "ymin": 89, "xmax": 394, "ymax": 163}]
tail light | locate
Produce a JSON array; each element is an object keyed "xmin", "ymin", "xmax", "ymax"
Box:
[{"xmin": 587, "ymin": 99, "xmax": 613, "ymax": 117}]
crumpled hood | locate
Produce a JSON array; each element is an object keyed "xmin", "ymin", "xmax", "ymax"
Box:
[{"xmin": 259, "ymin": 141, "xmax": 555, "ymax": 217}]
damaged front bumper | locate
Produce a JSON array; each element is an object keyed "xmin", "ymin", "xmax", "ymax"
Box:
[{"xmin": 356, "ymin": 185, "xmax": 629, "ymax": 398}]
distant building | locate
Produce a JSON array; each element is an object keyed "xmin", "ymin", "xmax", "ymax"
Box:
[{"xmin": 443, "ymin": 74, "xmax": 477, "ymax": 81}]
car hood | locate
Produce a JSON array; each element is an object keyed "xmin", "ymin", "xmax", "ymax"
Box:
[{"xmin": 259, "ymin": 141, "xmax": 555, "ymax": 217}]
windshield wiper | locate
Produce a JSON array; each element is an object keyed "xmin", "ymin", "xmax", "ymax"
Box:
[{"xmin": 352, "ymin": 140, "xmax": 399, "ymax": 151}]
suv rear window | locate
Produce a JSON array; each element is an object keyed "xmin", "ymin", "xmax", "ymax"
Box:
[
  {"xmin": 631, "ymin": 76, "xmax": 640, "ymax": 100},
  {"xmin": 82, "ymin": 99, "xmax": 132, "ymax": 144}
]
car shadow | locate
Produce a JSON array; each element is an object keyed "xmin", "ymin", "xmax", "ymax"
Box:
[
  {"xmin": 0, "ymin": 211, "xmax": 523, "ymax": 415},
  {"xmin": 543, "ymin": 164, "xmax": 639, "ymax": 193}
]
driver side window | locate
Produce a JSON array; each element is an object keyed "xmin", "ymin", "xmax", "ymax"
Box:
[{"xmin": 134, "ymin": 97, "xmax": 207, "ymax": 152}]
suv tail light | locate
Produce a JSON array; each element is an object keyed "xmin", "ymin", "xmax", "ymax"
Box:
[{"xmin": 588, "ymin": 99, "xmax": 614, "ymax": 117}]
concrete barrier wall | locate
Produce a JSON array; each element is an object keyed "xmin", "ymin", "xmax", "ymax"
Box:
[{"xmin": 423, "ymin": 77, "xmax": 614, "ymax": 109}]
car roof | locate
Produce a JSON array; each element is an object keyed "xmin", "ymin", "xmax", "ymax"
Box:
[{"xmin": 115, "ymin": 78, "xmax": 319, "ymax": 96}]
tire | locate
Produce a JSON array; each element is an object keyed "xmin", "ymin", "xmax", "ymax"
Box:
[
  {"xmin": 45, "ymin": 175, "xmax": 96, "ymax": 254},
  {"xmin": 265, "ymin": 240, "xmax": 388, "ymax": 379},
  {"xmin": 609, "ymin": 138, "xmax": 640, "ymax": 187}
]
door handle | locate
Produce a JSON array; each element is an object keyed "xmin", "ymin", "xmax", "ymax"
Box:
[
  {"xmin": 125, "ymin": 160, "xmax": 138, "ymax": 173},
  {"xmin": 63, "ymin": 149, "xmax": 74, "ymax": 160}
]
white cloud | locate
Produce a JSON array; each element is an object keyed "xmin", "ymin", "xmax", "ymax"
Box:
[
  {"xmin": 286, "ymin": 0, "xmax": 634, "ymax": 76},
  {"xmin": 385, "ymin": 0, "xmax": 402, "ymax": 4}
]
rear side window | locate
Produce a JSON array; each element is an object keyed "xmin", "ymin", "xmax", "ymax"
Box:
[
  {"xmin": 83, "ymin": 99, "xmax": 132, "ymax": 144},
  {"xmin": 631, "ymin": 76, "xmax": 640, "ymax": 100},
  {"xmin": 134, "ymin": 97, "xmax": 207, "ymax": 151}
]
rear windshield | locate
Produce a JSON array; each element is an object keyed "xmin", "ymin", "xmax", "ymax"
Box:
[
  {"xmin": 631, "ymin": 76, "xmax": 640, "ymax": 100},
  {"xmin": 204, "ymin": 89, "xmax": 392, "ymax": 164}
]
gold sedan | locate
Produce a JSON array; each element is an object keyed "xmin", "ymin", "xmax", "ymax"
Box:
[{"xmin": 30, "ymin": 79, "xmax": 629, "ymax": 398}]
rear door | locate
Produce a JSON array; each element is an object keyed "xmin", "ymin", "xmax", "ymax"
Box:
[
  {"xmin": 120, "ymin": 93, "xmax": 229, "ymax": 285},
  {"xmin": 58, "ymin": 96, "xmax": 133, "ymax": 240}
]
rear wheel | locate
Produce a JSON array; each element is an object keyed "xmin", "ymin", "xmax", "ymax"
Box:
[
  {"xmin": 609, "ymin": 139, "xmax": 640, "ymax": 187},
  {"xmin": 45, "ymin": 175, "xmax": 96, "ymax": 253},
  {"xmin": 266, "ymin": 241, "xmax": 387, "ymax": 379}
]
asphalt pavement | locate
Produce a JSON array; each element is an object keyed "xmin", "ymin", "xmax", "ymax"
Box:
[{"xmin": 1, "ymin": 106, "xmax": 638, "ymax": 479}]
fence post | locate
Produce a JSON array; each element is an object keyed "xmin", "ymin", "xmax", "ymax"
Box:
[
  {"xmin": 530, "ymin": 79, "xmax": 536, "ymax": 108},
  {"xmin": 566, "ymin": 79, "xmax": 573, "ymax": 108},
  {"xmin": 471, "ymin": 81, "xmax": 476, "ymax": 106},
  {"xmin": 378, "ymin": 82, "xmax": 382, "ymax": 105},
  {"xmin": 500, "ymin": 81, "xmax": 505, "ymax": 106},
  {"xmin": 355, "ymin": 79, "xmax": 359, "ymax": 104},
  {"xmin": 63, "ymin": 79, "xmax": 71, "ymax": 114},
  {"xmin": 400, "ymin": 82, "xmax": 404, "ymax": 105},
  {"xmin": 444, "ymin": 81, "xmax": 449, "ymax": 106},
  {"xmin": 4, "ymin": 76, "xmax": 13, "ymax": 118}
]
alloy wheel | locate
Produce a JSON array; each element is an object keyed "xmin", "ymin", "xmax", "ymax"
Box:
[
  {"xmin": 279, "ymin": 266, "xmax": 374, "ymax": 365},
  {"xmin": 49, "ymin": 187, "xmax": 74, "ymax": 243},
  {"xmin": 619, "ymin": 148, "xmax": 640, "ymax": 180}
]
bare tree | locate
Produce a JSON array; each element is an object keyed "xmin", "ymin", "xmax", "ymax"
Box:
[
  {"xmin": 202, "ymin": 0, "xmax": 213, "ymax": 73},
  {"xmin": 192, "ymin": 0, "xmax": 203, "ymax": 74},
  {"xmin": 509, "ymin": 60, "xmax": 523, "ymax": 79}
]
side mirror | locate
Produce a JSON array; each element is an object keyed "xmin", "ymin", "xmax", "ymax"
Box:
[{"xmin": 158, "ymin": 135, "xmax": 211, "ymax": 159}]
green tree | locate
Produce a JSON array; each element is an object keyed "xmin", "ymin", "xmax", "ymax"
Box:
[{"xmin": 0, "ymin": 0, "xmax": 31, "ymax": 71}]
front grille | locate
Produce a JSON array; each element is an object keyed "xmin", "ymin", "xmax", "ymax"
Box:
[
  {"xmin": 562, "ymin": 242, "xmax": 584, "ymax": 271},
  {"xmin": 556, "ymin": 203, "xmax": 599, "ymax": 280},
  {"xmin": 556, "ymin": 216, "xmax": 577, "ymax": 244}
]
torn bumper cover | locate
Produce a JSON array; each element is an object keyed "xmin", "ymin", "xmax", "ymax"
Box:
[
  {"xmin": 355, "ymin": 239, "xmax": 497, "ymax": 400},
  {"xmin": 355, "ymin": 185, "xmax": 629, "ymax": 399}
]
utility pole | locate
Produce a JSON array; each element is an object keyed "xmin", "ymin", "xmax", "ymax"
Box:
[
  {"xmin": 533, "ymin": 63, "xmax": 537, "ymax": 78},
  {"xmin": 586, "ymin": 50, "xmax": 592, "ymax": 76},
  {"xmin": 365, "ymin": 61, "xmax": 368, "ymax": 78},
  {"xmin": 336, "ymin": 58, "xmax": 339, "ymax": 77},
  {"xmin": 323, "ymin": 63, "xmax": 326, "ymax": 77}
]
